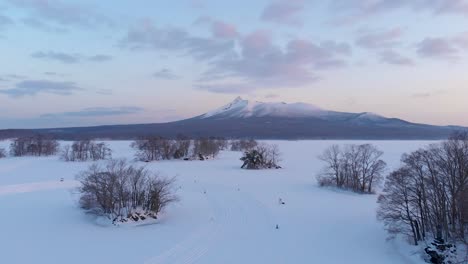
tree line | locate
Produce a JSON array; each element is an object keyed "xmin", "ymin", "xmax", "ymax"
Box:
[
  {"xmin": 377, "ymin": 132, "xmax": 468, "ymax": 247},
  {"xmin": 131, "ymin": 136, "xmax": 228, "ymax": 161}
]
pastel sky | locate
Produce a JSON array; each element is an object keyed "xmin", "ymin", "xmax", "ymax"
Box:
[{"xmin": 1, "ymin": 0, "xmax": 468, "ymax": 129}]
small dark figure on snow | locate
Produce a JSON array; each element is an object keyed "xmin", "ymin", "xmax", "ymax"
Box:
[
  {"xmin": 278, "ymin": 198, "xmax": 285, "ymax": 205},
  {"xmin": 275, "ymin": 224, "xmax": 279, "ymax": 230}
]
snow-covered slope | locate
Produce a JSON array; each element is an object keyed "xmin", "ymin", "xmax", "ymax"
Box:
[
  {"xmin": 199, "ymin": 97, "xmax": 394, "ymax": 123},
  {"xmin": 201, "ymin": 97, "xmax": 327, "ymax": 119}
]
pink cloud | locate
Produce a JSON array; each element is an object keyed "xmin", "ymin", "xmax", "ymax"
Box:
[{"xmin": 211, "ymin": 21, "xmax": 238, "ymax": 39}]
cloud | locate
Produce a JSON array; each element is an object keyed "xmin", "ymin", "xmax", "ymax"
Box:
[
  {"xmin": 264, "ymin": 93, "xmax": 280, "ymax": 99},
  {"xmin": 31, "ymin": 51, "xmax": 113, "ymax": 63},
  {"xmin": 7, "ymin": 0, "xmax": 113, "ymax": 28},
  {"xmin": 88, "ymin": 54, "xmax": 113, "ymax": 62},
  {"xmin": 31, "ymin": 51, "xmax": 80, "ymax": 64},
  {"xmin": 211, "ymin": 20, "xmax": 238, "ymax": 39},
  {"xmin": 0, "ymin": 80, "xmax": 82, "ymax": 97},
  {"xmin": 153, "ymin": 68, "xmax": 180, "ymax": 80},
  {"xmin": 0, "ymin": 14, "xmax": 14, "ymax": 30},
  {"xmin": 329, "ymin": 0, "xmax": 468, "ymax": 25},
  {"xmin": 43, "ymin": 71, "xmax": 65, "ymax": 77},
  {"xmin": 96, "ymin": 89, "xmax": 113, "ymax": 95},
  {"xmin": 356, "ymin": 28, "xmax": 403, "ymax": 49},
  {"xmin": 189, "ymin": 0, "xmax": 206, "ymax": 9},
  {"xmin": 379, "ymin": 49, "xmax": 414, "ymax": 65},
  {"xmin": 120, "ymin": 19, "xmax": 235, "ymax": 60},
  {"xmin": 41, "ymin": 106, "xmax": 144, "ymax": 118},
  {"xmin": 411, "ymin": 90, "xmax": 446, "ymax": 99},
  {"xmin": 121, "ymin": 21, "xmax": 351, "ymax": 94},
  {"xmin": 197, "ymin": 31, "xmax": 350, "ymax": 93},
  {"xmin": 261, "ymin": 0, "xmax": 305, "ymax": 26},
  {"xmin": 194, "ymin": 16, "xmax": 239, "ymax": 39},
  {"xmin": 21, "ymin": 17, "xmax": 66, "ymax": 33},
  {"xmin": 417, "ymin": 37, "xmax": 460, "ymax": 60}
]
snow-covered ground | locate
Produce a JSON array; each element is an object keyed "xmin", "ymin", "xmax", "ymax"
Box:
[{"xmin": 0, "ymin": 140, "xmax": 434, "ymax": 264}]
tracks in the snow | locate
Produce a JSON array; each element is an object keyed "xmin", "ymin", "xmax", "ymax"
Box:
[{"xmin": 143, "ymin": 185, "xmax": 274, "ymax": 264}]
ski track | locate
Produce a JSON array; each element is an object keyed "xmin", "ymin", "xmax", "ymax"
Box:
[{"xmin": 144, "ymin": 184, "xmax": 273, "ymax": 264}]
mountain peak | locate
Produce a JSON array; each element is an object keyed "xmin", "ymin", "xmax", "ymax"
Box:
[{"xmin": 201, "ymin": 97, "xmax": 324, "ymax": 119}]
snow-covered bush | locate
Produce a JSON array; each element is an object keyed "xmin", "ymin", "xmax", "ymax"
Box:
[
  {"xmin": 10, "ymin": 135, "xmax": 59, "ymax": 157},
  {"xmin": 0, "ymin": 147, "xmax": 6, "ymax": 158},
  {"xmin": 76, "ymin": 159, "xmax": 178, "ymax": 223},
  {"xmin": 60, "ymin": 140, "xmax": 112, "ymax": 162},
  {"xmin": 240, "ymin": 143, "xmax": 281, "ymax": 170},
  {"xmin": 317, "ymin": 144, "xmax": 386, "ymax": 193}
]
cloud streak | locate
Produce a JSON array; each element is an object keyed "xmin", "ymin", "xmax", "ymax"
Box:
[
  {"xmin": 416, "ymin": 33, "xmax": 468, "ymax": 60},
  {"xmin": 41, "ymin": 106, "xmax": 144, "ymax": 118},
  {"xmin": 153, "ymin": 68, "xmax": 180, "ymax": 80},
  {"xmin": 7, "ymin": 0, "xmax": 113, "ymax": 29},
  {"xmin": 0, "ymin": 80, "xmax": 82, "ymax": 97},
  {"xmin": 31, "ymin": 51, "xmax": 113, "ymax": 64}
]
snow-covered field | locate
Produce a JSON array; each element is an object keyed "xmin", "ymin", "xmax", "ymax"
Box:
[{"xmin": 0, "ymin": 140, "xmax": 434, "ymax": 264}]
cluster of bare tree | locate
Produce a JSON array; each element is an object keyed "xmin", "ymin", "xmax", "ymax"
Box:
[
  {"xmin": 60, "ymin": 140, "xmax": 112, "ymax": 162},
  {"xmin": 377, "ymin": 132, "xmax": 468, "ymax": 249},
  {"xmin": 231, "ymin": 139, "xmax": 258, "ymax": 151},
  {"xmin": 317, "ymin": 144, "xmax": 387, "ymax": 194},
  {"xmin": 131, "ymin": 136, "xmax": 225, "ymax": 161},
  {"xmin": 0, "ymin": 147, "xmax": 6, "ymax": 158},
  {"xmin": 77, "ymin": 159, "xmax": 177, "ymax": 222},
  {"xmin": 9, "ymin": 135, "xmax": 59, "ymax": 157},
  {"xmin": 240, "ymin": 143, "xmax": 281, "ymax": 169}
]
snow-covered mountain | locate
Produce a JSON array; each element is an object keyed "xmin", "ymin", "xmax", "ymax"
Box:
[
  {"xmin": 199, "ymin": 97, "xmax": 393, "ymax": 124},
  {"xmin": 1, "ymin": 97, "xmax": 463, "ymax": 140},
  {"xmin": 201, "ymin": 97, "xmax": 326, "ymax": 119}
]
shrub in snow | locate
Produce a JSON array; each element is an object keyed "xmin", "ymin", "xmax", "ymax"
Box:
[
  {"xmin": 10, "ymin": 135, "xmax": 59, "ymax": 157},
  {"xmin": 317, "ymin": 144, "xmax": 386, "ymax": 194},
  {"xmin": 0, "ymin": 147, "xmax": 6, "ymax": 158},
  {"xmin": 76, "ymin": 159, "xmax": 178, "ymax": 223},
  {"xmin": 192, "ymin": 138, "xmax": 222, "ymax": 160},
  {"xmin": 60, "ymin": 140, "xmax": 112, "ymax": 162},
  {"xmin": 240, "ymin": 143, "xmax": 281, "ymax": 170}
]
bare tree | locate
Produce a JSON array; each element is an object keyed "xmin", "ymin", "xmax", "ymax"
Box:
[
  {"xmin": 378, "ymin": 132, "xmax": 468, "ymax": 262},
  {"xmin": 193, "ymin": 138, "xmax": 221, "ymax": 159},
  {"xmin": 77, "ymin": 159, "xmax": 177, "ymax": 222},
  {"xmin": 0, "ymin": 147, "xmax": 6, "ymax": 158},
  {"xmin": 61, "ymin": 140, "xmax": 112, "ymax": 161},
  {"xmin": 317, "ymin": 144, "xmax": 386, "ymax": 193}
]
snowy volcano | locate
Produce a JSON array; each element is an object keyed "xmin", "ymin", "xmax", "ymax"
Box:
[
  {"xmin": 0, "ymin": 97, "xmax": 464, "ymax": 140},
  {"xmin": 201, "ymin": 97, "xmax": 326, "ymax": 119},
  {"xmin": 199, "ymin": 97, "xmax": 393, "ymax": 124}
]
